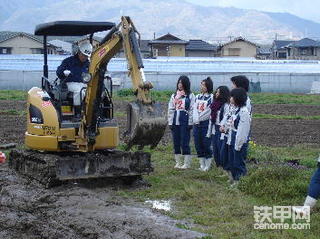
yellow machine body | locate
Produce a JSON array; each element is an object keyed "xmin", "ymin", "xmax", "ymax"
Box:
[{"xmin": 25, "ymin": 87, "xmax": 119, "ymax": 152}]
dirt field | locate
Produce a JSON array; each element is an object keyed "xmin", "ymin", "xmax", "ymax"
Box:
[
  {"xmin": 0, "ymin": 99, "xmax": 319, "ymax": 238},
  {"xmin": 254, "ymin": 103, "xmax": 320, "ymax": 116},
  {"xmin": 119, "ymin": 102, "xmax": 320, "ymax": 147},
  {"xmin": 2, "ymin": 100, "xmax": 319, "ymax": 146}
]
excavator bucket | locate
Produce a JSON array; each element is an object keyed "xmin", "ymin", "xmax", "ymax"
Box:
[{"xmin": 124, "ymin": 101, "xmax": 167, "ymax": 150}]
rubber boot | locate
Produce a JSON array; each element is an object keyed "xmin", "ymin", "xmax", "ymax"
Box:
[
  {"xmin": 304, "ymin": 195, "xmax": 317, "ymax": 208},
  {"xmin": 181, "ymin": 155, "xmax": 192, "ymax": 169},
  {"xmin": 293, "ymin": 195, "xmax": 317, "ymax": 216},
  {"xmin": 174, "ymin": 154, "xmax": 183, "ymax": 169},
  {"xmin": 198, "ymin": 158, "xmax": 205, "ymax": 171},
  {"xmin": 203, "ymin": 158, "xmax": 212, "ymax": 171}
]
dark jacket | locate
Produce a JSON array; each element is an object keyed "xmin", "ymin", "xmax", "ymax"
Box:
[{"xmin": 56, "ymin": 55, "xmax": 89, "ymax": 83}]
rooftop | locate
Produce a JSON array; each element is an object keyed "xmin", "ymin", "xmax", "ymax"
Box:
[
  {"xmin": 273, "ymin": 40, "xmax": 296, "ymax": 49},
  {"xmin": 288, "ymin": 38, "xmax": 320, "ymax": 48},
  {"xmin": 186, "ymin": 40, "xmax": 217, "ymax": 51},
  {"xmin": 0, "ymin": 31, "xmax": 43, "ymax": 44},
  {"xmin": 149, "ymin": 33, "xmax": 188, "ymax": 45},
  {"xmin": 221, "ymin": 37, "xmax": 257, "ymax": 48}
]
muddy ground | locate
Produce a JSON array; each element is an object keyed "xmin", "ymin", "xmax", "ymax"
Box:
[
  {"xmin": 0, "ymin": 100, "xmax": 320, "ymax": 238},
  {"xmin": 0, "ymin": 166, "xmax": 204, "ymax": 239}
]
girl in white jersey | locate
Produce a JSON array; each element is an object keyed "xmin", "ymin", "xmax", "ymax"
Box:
[
  {"xmin": 209, "ymin": 86, "xmax": 230, "ymax": 168},
  {"xmin": 193, "ymin": 77, "xmax": 214, "ymax": 171},
  {"xmin": 228, "ymin": 88, "xmax": 251, "ymax": 187},
  {"xmin": 168, "ymin": 75, "xmax": 195, "ymax": 169},
  {"xmin": 230, "ymin": 75, "xmax": 252, "ymax": 162}
]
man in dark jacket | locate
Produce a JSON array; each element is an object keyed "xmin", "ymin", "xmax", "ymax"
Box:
[{"xmin": 56, "ymin": 41, "xmax": 92, "ymax": 117}]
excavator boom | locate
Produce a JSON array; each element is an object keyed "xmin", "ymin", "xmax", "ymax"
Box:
[{"xmin": 80, "ymin": 16, "xmax": 167, "ymax": 150}]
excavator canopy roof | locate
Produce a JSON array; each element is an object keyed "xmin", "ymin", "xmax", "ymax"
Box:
[{"xmin": 35, "ymin": 21, "xmax": 116, "ymax": 36}]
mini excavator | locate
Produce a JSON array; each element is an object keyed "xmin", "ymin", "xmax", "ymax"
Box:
[{"xmin": 9, "ymin": 17, "xmax": 167, "ymax": 187}]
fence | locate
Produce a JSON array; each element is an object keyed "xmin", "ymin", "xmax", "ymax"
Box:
[{"xmin": 1, "ymin": 55, "xmax": 320, "ymax": 93}]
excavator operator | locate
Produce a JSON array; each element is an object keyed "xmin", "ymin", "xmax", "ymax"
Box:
[{"xmin": 56, "ymin": 41, "xmax": 93, "ymax": 118}]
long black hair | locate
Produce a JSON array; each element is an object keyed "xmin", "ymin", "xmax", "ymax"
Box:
[
  {"xmin": 231, "ymin": 75, "xmax": 249, "ymax": 92},
  {"xmin": 202, "ymin": 77, "xmax": 213, "ymax": 94},
  {"xmin": 214, "ymin": 86, "xmax": 230, "ymax": 104},
  {"xmin": 230, "ymin": 88, "xmax": 247, "ymax": 107},
  {"xmin": 176, "ymin": 75, "xmax": 191, "ymax": 95}
]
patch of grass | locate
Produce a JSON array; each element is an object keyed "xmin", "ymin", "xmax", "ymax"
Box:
[
  {"xmin": 2, "ymin": 90, "xmax": 319, "ymax": 105},
  {"xmin": 248, "ymin": 143, "xmax": 319, "ymax": 168},
  {"xmin": 150, "ymin": 90, "xmax": 174, "ymax": 102},
  {"xmin": 239, "ymin": 165, "xmax": 312, "ymax": 205},
  {"xmin": 114, "ymin": 111, "xmax": 126, "ymax": 118},
  {"xmin": 0, "ymin": 90, "xmax": 27, "ymax": 100},
  {"xmin": 175, "ymin": 223, "xmax": 190, "ymax": 230},
  {"xmin": 114, "ymin": 91, "xmax": 320, "ymax": 105},
  {"xmin": 0, "ymin": 109, "xmax": 26, "ymax": 116},
  {"xmin": 116, "ymin": 144, "xmax": 320, "ymax": 238},
  {"xmin": 253, "ymin": 113, "xmax": 320, "ymax": 120},
  {"xmin": 114, "ymin": 89, "xmax": 174, "ymax": 102},
  {"xmin": 250, "ymin": 93, "xmax": 320, "ymax": 105}
]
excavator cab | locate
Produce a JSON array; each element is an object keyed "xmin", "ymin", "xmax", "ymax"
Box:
[
  {"xmin": 9, "ymin": 17, "xmax": 167, "ymax": 187},
  {"xmin": 37, "ymin": 21, "xmax": 115, "ymax": 123}
]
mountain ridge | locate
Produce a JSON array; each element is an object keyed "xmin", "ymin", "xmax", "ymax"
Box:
[{"xmin": 1, "ymin": 0, "xmax": 320, "ymax": 44}]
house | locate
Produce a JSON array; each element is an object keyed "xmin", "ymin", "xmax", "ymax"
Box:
[
  {"xmin": 217, "ymin": 37, "xmax": 257, "ymax": 58},
  {"xmin": 148, "ymin": 33, "xmax": 188, "ymax": 57},
  {"xmin": 47, "ymin": 36, "xmax": 82, "ymax": 44},
  {"xmin": 48, "ymin": 39, "xmax": 72, "ymax": 55},
  {"xmin": 0, "ymin": 31, "xmax": 57, "ymax": 54},
  {"xmin": 271, "ymin": 40, "xmax": 295, "ymax": 59},
  {"xmin": 139, "ymin": 40, "xmax": 152, "ymax": 58},
  {"xmin": 185, "ymin": 40, "xmax": 217, "ymax": 57},
  {"xmin": 256, "ymin": 46, "xmax": 272, "ymax": 60},
  {"xmin": 271, "ymin": 38, "xmax": 320, "ymax": 60},
  {"xmin": 115, "ymin": 40, "xmax": 151, "ymax": 58},
  {"xmin": 286, "ymin": 38, "xmax": 320, "ymax": 60},
  {"xmin": 76, "ymin": 36, "xmax": 102, "ymax": 50}
]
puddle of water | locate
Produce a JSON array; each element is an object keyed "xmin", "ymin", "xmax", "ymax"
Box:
[{"xmin": 145, "ymin": 200, "xmax": 171, "ymax": 211}]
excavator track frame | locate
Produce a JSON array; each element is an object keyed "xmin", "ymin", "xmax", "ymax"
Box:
[{"xmin": 9, "ymin": 149, "xmax": 153, "ymax": 188}]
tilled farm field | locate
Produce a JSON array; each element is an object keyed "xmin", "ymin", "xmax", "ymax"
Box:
[
  {"xmin": 0, "ymin": 99, "xmax": 319, "ymax": 239},
  {"xmin": 1, "ymin": 100, "xmax": 319, "ymax": 146}
]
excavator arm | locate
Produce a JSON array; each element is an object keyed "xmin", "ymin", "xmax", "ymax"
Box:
[{"xmin": 78, "ymin": 16, "xmax": 166, "ymax": 151}]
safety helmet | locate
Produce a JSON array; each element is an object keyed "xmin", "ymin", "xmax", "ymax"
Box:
[{"xmin": 79, "ymin": 41, "xmax": 93, "ymax": 57}]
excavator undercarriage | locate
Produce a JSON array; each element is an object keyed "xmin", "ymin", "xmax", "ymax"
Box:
[{"xmin": 9, "ymin": 149, "xmax": 152, "ymax": 187}]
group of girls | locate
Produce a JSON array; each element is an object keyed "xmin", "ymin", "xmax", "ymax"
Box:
[{"xmin": 168, "ymin": 75, "xmax": 251, "ymax": 186}]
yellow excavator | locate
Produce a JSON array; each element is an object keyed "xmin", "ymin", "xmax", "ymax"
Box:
[{"xmin": 9, "ymin": 17, "xmax": 167, "ymax": 187}]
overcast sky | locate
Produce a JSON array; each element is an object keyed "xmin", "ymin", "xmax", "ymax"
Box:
[{"xmin": 185, "ymin": 0, "xmax": 320, "ymax": 23}]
